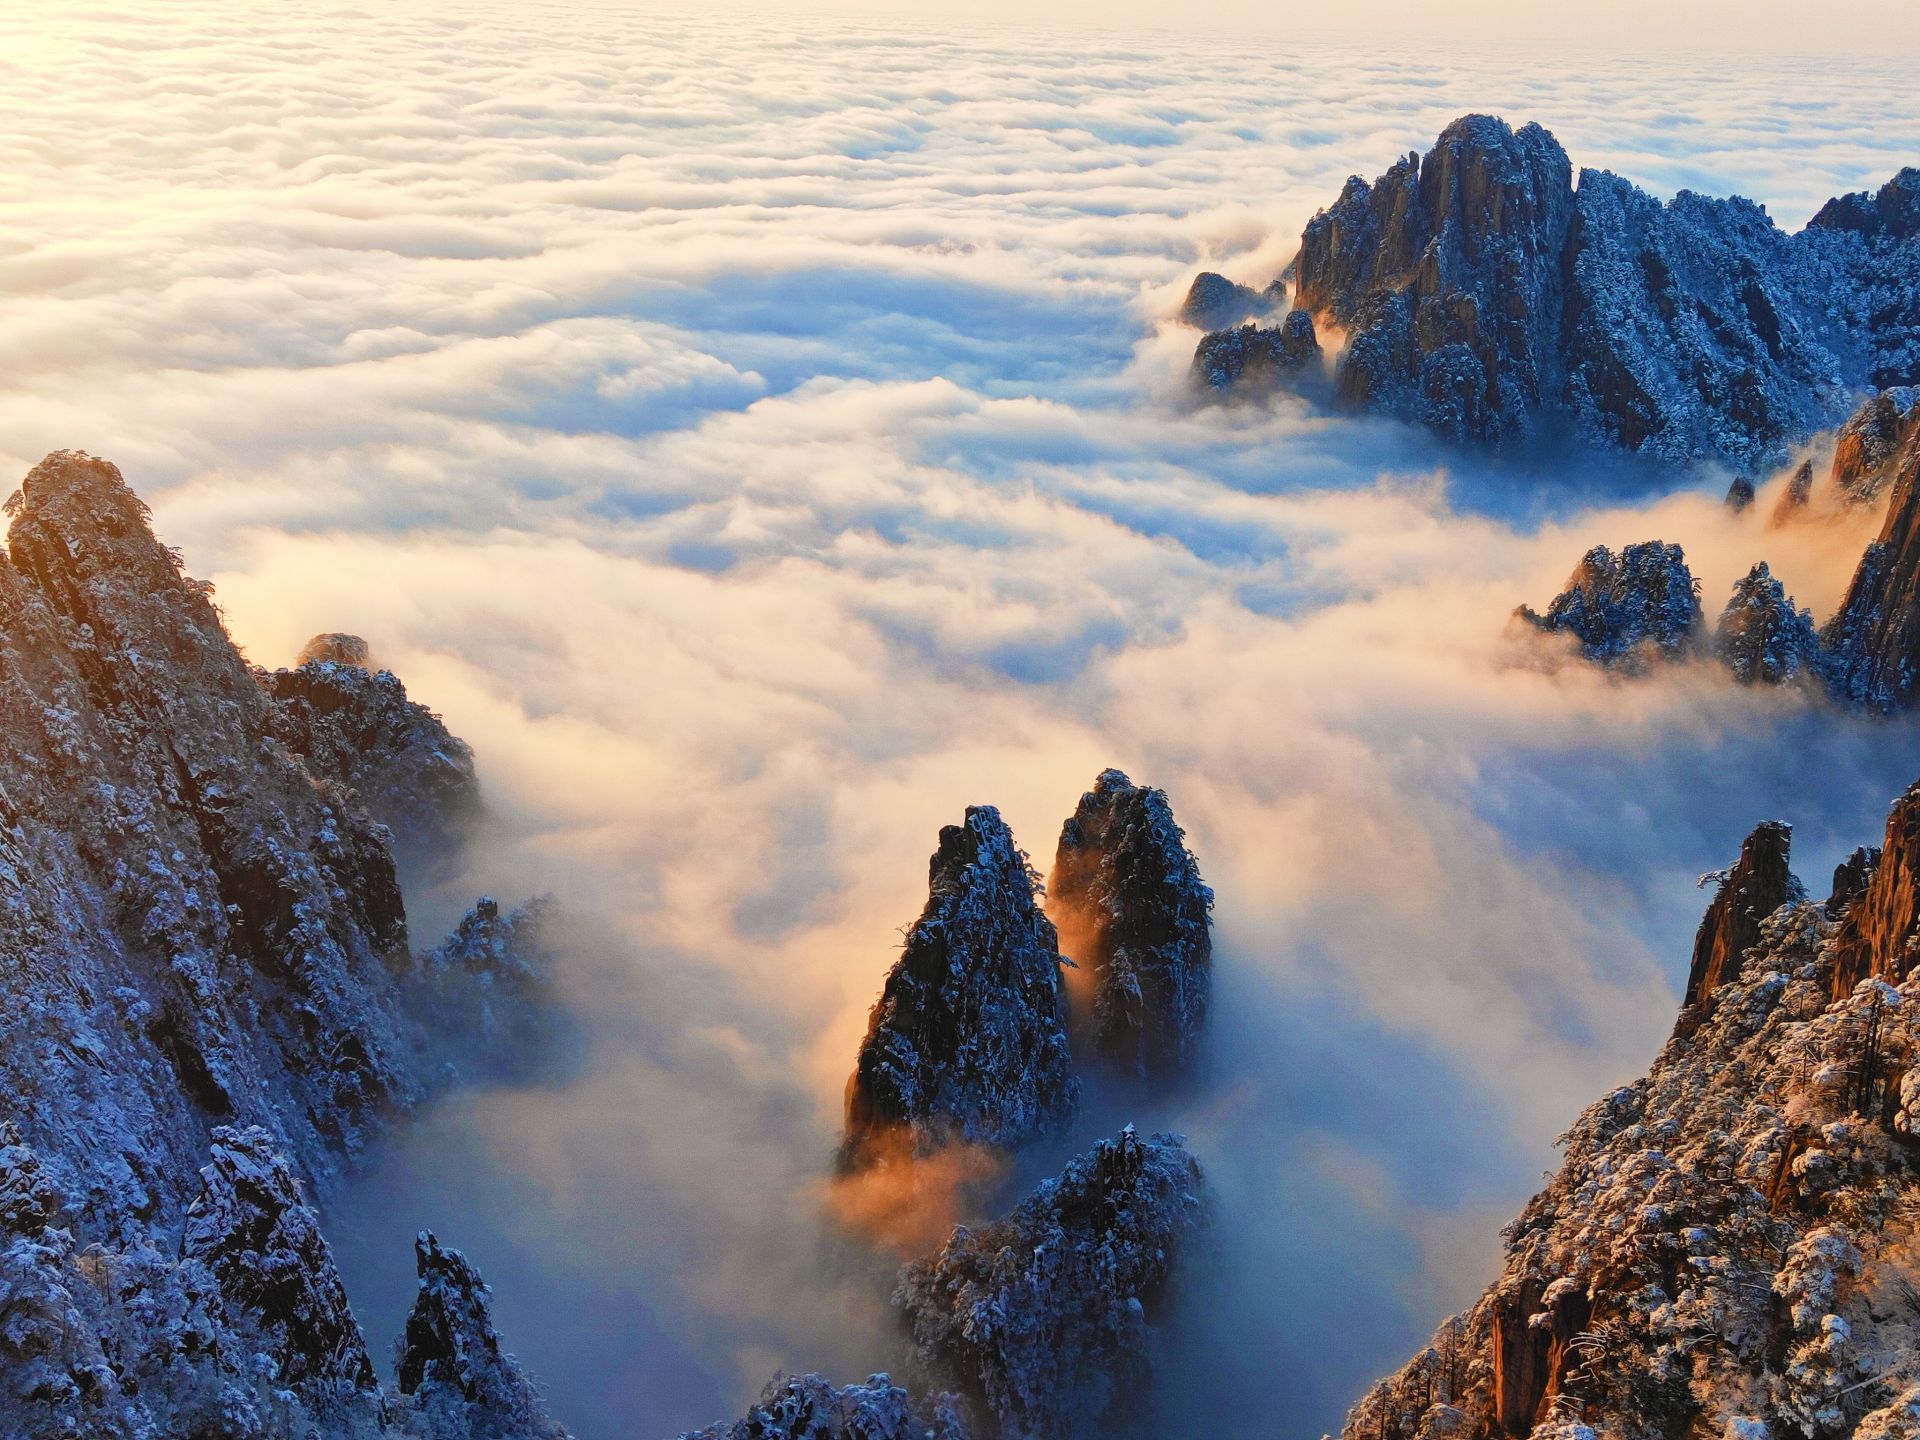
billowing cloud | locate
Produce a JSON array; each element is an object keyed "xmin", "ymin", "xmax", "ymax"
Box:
[{"xmin": 8, "ymin": 3, "xmax": 1920, "ymax": 1437}]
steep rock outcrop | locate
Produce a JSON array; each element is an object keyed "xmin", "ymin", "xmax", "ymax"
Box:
[
  {"xmin": 843, "ymin": 807, "xmax": 1078, "ymax": 1166},
  {"xmin": 1190, "ymin": 312, "xmax": 1319, "ymax": 392},
  {"xmin": 1768, "ymin": 459, "xmax": 1817, "ymax": 527},
  {"xmin": 1514, "ymin": 541, "xmax": 1702, "ymax": 667},
  {"xmin": 265, "ymin": 639, "xmax": 480, "ymax": 858},
  {"xmin": 1291, "ymin": 115, "xmax": 1575, "ymax": 445},
  {"xmin": 1194, "ymin": 117, "xmax": 1919, "ymax": 467},
  {"xmin": 682, "ymin": 1373, "xmax": 970, "ymax": 1440},
  {"xmin": 1047, "ymin": 770, "xmax": 1212, "ymax": 1077},
  {"xmin": 1830, "ymin": 388, "xmax": 1920, "ymax": 505},
  {"xmin": 1681, "ymin": 820, "xmax": 1796, "ymax": 1010},
  {"xmin": 180, "ymin": 1125, "xmax": 375, "ymax": 1392},
  {"xmin": 1820, "ymin": 408, "xmax": 1920, "ymax": 709},
  {"xmin": 1829, "ymin": 783, "xmax": 1920, "ymax": 1001},
  {"xmin": 895, "ymin": 1127, "xmax": 1204, "ymax": 1440},
  {"xmin": 1176, "ymin": 272, "xmax": 1279, "ymax": 332},
  {"xmin": 397, "ymin": 1231, "xmax": 569, "ymax": 1439},
  {"xmin": 0, "ymin": 452, "xmax": 410, "ymax": 1229},
  {"xmin": 1713, "ymin": 562, "xmax": 1822, "ymax": 685},
  {"xmin": 1335, "ymin": 772, "xmax": 1920, "ymax": 1440}
]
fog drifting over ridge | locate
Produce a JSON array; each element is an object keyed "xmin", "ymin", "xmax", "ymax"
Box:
[{"xmin": 10, "ymin": 3, "xmax": 1920, "ymax": 1436}]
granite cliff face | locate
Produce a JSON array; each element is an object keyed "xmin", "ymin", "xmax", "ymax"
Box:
[
  {"xmin": 1822, "ymin": 399, "xmax": 1920, "ymax": 709},
  {"xmin": 843, "ymin": 807, "xmax": 1079, "ymax": 1167},
  {"xmin": 895, "ymin": 1127, "xmax": 1204, "ymax": 1440},
  {"xmin": 1187, "ymin": 117, "xmax": 1919, "ymax": 468},
  {"xmin": 1047, "ymin": 771, "xmax": 1213, "ymax": 1078},
  {"xmin": 1513, "ymin": 542, "xmax": 1702, "ymax": 668},
  {"xmin": 0, "ymin": 451, "xmax": 558, "ymax": 1438},
  {"xmin": 1334, "ymin": 784, "xmax": 1920, "ymax": 1440}
]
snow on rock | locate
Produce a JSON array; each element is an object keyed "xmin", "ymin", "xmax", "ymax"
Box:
[
  {"xmin": 0, "ymin": 451, "xmax": 559, "ymax": 1437},
  {"xmin": 894, "ymin": 1127, "xmax": 1204, "ymax": 1440},
  {"xmin": 843, "ymin": 806, "xmax": 1078, "ymax": 1167},
  {"xmin": 1514, "ymin": 541, "xmax": 1703, "ymax": 668},
  {"xmin": 1190, "ymin": 312, "xmax": 1320, "ymax": 392},
  {"xmin": 1332, "ymin": 774, "xmax": 1920, "ymax": 1440},
  {"xmin": 680, "ymin": 1372, "xmax": 971, "ymax": 1440},
  {"xmin": 1047, "ymin": 770, "xmax": 1213, "ymax": 1077},
  {"xmin": 396, "ymin": 1231, "xmax": 569, "ymax": 1440},
  {"xmin": 180, "ymin": 1125, "xmax": 376, "ymax": 1392},
  {"xmin": 1190, "ymin": 116, "xmax": 1920, "ymax": 469},
  {"xmin": 1714, "ymin": 563, "xmax": 1823, "ymax": 686},
  {"xmin": 1829, "ymin": 390, "xmax": 1920, "ymax": 505},
  {"xmin": 265, "ymin": 637, "xmax": 481, "ymax": 861}
]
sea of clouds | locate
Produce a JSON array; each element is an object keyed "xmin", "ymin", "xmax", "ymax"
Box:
[{"xmin": 9, "ymin": 2, "xmax": 1920, "ymax": 1435}]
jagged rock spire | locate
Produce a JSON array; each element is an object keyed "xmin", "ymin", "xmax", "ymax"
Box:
[
  {"xmin": 1829, "ymin": 389, "xmax": 1920, "ymax": 504},
  {"xmin": 1682, "ymin": 821, "xmax": 1795, "ymax": 1011},
  {"xmin": 1514, "ymin": 541, "xmax": 1702, "ymax": 667},
  {"xmin": 1048, "ymin": 770, "xmax": 1213, "ymax": 1077},
  {"xmin": 843, "ymin": 807, "xmax": 1078, "ymax": 1166},
  {"xmin": 397, "ymin": 1231, "xmax": 568, "ymax": 1439},
  {"xmin": 1713, "ymin": 562, "xmax": 1821, "ymax": 685},
  {"xmin": 180, "ymin": 1125, "xmax": 376, "ymax": 1391},
  {"xmin": 1176, "ymin": 272, "xmax": 1279, "ymax": 332},
  {"xmin": 895, "ymin": 1127, "xmax": 1205, "ymax": 1440}
]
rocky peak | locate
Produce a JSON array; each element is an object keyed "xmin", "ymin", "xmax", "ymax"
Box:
[
  {"xmin": 1681, "ymin": 820, "xmax": 1796, "ymax": 1011},
  {"xmin": 298, "ymin": 631, "xmax": 374, "ymax": 668},
  {"xmin": 844, "ymin": 807, "xmax": 1077, "ymax": 1167},
  {"xmin": 1514, "ymin": 541, "xmax": 1702, "ymax": 667},
  {"xmin": 1713, "ymin": 561, "xmax": 1821, "ymax": 685},
  {"xmin": 1829, "ymin": 846, "xmax": 1881, "ymax": 918},
  {"xmin": 1810, "ymin": 167, "xmax": 1920, "ymax": 243},
  {"xmin": 895, "ymin": 1127, "xmax": 1204, "ymax": 1440},
  {"xmin": 397, "ymin": 1231, "xmax": 568, "ymax": 1438},
  {"xmin": 1193, "ymin": 120, "xmax": 1919, "ymax": 468},
  {"xmin": 1829, "ymin": 782, "xmax": 1920, "ymax": 1001},
  {"xmin": 1190, "ymin": 311, "xmax": 1319, "ymax": 393},
  {"xmin": 180, "ymin": 1125, "xmax": 375, "ymax": 1391},
  {"xmin": 1047, "ymin": 770, "xmax": 1212, "ymax": 1077},
  {"xmin": 1819, "ymin": 404, "xmax": 1920, "ymax": 708},
  {"xmin": 1767, "ymin": 458, "xmax": 1816, "ymax": 526},
  {"xmin": 1176, "ymin": 272, "xmax": 1280, "ymax": 331},
  {"xmin": 265, "ymin": 643, "xmax": 480, "ymax": 859}
]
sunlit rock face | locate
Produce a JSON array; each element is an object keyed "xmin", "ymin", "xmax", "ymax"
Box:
[
  {"xmin": 1821, "ymin": 403, "xmax": 1920, "ymax": 709},
  {"xmin": 1332, "ymin": 777, "xmax": 1920, "ymax": 1440},
  {"xmin": 1514, "ymin": 541, "xmax": 1703, "ymax": 668},
  {"xmin": 1713, "ymin": 562, "xmax": 1821, "ymax": 686},
  {"xmin": 1829, "ymin": 389, "xmax": 1920, "ymax": 505},
  {"xmin": 682, "ymin": 1373, "xmax": 971, "ymax": 1440},
  {"xmin": 1681, "ymin": 820, "xmax": 1797, "ymax": 1011},
  {"xmin": 844, "ymin": 807, "xmax": 1078, "ymax": 1167},
  {"xmin": 397, "ymin": 1232, "xmax": 570, "ymax": 1440},
  {"xmin": 265, "ymin": 638, "xmax": 481, "ymax": 860},
  {"xmin": 895, "ymin": 1127, "xmax": 1205, "ymax": 1440},
  {"xmin": 1048, "ymin": 770, "xmax": 1213, "ymax": 1078},
  {"xmin": 1195, "ymin": 116, "xmax": 1920, "ymax": 468}
]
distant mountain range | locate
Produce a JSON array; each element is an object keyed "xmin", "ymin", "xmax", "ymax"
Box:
[{"xmin": 1184, "ymin": 115, "xmax": 1919, "ymax": 474}]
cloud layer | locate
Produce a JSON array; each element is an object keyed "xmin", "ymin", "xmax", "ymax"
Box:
[{"xmin": 9, "ymin": 3, "xmax": 1920, "ymax": 1436}]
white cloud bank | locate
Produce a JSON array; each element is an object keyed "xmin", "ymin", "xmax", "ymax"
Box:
[{"xmin": 7, "ymin": 2, "xmax": 1920, "ymax": 1435}]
